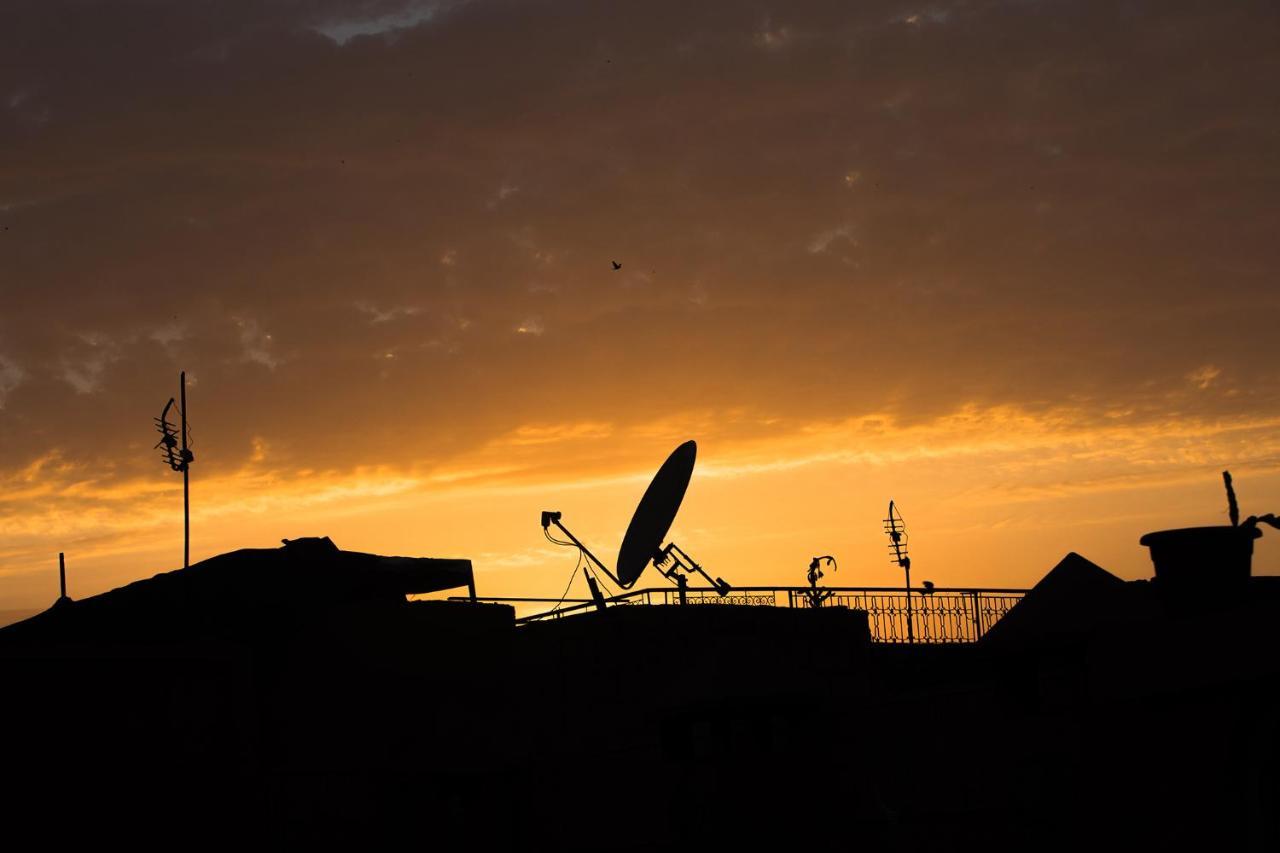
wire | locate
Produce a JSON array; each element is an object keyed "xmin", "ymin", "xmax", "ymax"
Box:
[
  {"xmin": 543, "ymin": 523, "xmax": 595, "ymax": 611},
  {"xmin": 539, "ymin": 520, "xmax": 627, "ymax": 600},
  {"xmin": 543, "ymin": 527, "xmax": 577, "ymax": 548},
  {"xmin": 550, "ymin": 548, "xmax": 584, "ymax": 612}
]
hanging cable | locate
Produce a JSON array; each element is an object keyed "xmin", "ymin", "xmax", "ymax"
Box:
[
  {"xmin": 543, "ymin": 526, "xmax": 577, "ymax": 548},
  {"xmin": 550, "ymin": 547, "xmax": 584, "ymax": 612}
]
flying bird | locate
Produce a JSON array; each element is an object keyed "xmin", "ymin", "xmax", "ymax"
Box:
[{"xmin": 611, "ymin": 261, "xmax": 622, "ymax": 271}]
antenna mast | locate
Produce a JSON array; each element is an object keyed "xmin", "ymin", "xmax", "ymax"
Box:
[
  {"xmin": 884, "ymin": 500, "xmax": 914, "ymax": 644},
  {"xmin": 180, "ymin": 371, "xmax": 190, "ymax": 570},
  {"xmin": 155, "ymin": 372, "xmax": 195, "ymax": 568}
]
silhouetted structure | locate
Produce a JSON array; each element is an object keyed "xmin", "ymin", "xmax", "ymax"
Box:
[
  {"xmin": 3, "ymin": 530, "xmax": 1279, "ymax": 849},
  {"xmin": 542, "ymin": 440, "xmax": 731, "ymax": 608},
  {"xmin": 153, "ymin": 371, "xmax": 194, "ymax": 568},
  {"xmin": 885, "ymin": 500, "xmax": 914, "ymax": 642},
  {"xmin": 804, "ymin": 554, "xmax": 837, "ymax": 607}
]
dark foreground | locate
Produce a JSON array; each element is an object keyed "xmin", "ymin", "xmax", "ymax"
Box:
[{"xmin": 2, "ymin": 541, "xmax": 1278, "ymax": 850}]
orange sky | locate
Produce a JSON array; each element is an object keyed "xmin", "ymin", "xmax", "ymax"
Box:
[{"xmin": 3, "ymin": 0, "xmax": 1279, "ymax": 620}]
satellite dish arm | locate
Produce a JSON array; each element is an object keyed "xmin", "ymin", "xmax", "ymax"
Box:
[{"xmin": 541, "ymin": 511, "xmax": 628, "ymax": 588}]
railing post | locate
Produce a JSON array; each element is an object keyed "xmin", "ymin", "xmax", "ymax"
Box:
[{"xmin": 970, "ymin": 590, "xmax": 981, "ymax": 640}]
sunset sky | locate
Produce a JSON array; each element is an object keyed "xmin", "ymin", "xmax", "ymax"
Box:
[{"xmin": 3, "ymin": 0, "xmax": 1279, "ymax": 621}]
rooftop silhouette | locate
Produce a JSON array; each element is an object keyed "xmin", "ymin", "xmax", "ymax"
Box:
[{"xmin": 3, "ymin": 509, "xmax": 1279, "ymax": 848}]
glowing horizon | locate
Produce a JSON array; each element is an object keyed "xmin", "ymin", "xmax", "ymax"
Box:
[{"xmin": 5, "ymin": 400, "xmax": 1279, "ymax": 619}]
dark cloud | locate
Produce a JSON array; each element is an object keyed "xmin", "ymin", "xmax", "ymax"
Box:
[{"xmin": 1, "ymin": 0, "xmax": 1278, "ymax": 485}]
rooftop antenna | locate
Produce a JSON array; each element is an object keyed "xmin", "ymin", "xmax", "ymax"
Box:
[
  {"xmin": 155, "ymin": 371, "xmax": 194, "ymax": 569},
  {"xmin": 540, "ymin": 441, "xmax": 731, "ymax": 611},
  {"xmin": 884, "ymin": 500, "xmax": 914, "ymax": 644}
]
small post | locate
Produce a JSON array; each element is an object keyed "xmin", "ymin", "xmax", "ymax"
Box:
[
  {"xmin": 585, "ymin": 573, "xmax": 607, "ymax": 611},
  {"xmin": 903, "ymin": 561, "xmax": 914, "ymax": 644},
  {"xmin": 58, "ymin": 552, "xmax": 67, "ymax": 600},
  {"xmin": 1224, "ymin": 471, "xmax": 1240, "ymax": 528}
]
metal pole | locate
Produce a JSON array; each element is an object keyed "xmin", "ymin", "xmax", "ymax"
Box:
[
  {"xmin": 887, "ymin": 502, "xmax": 914, "ymax": 644},
  {"xmin": 180, "ymin": 371, "xmax": 189, "ymax": 569},
  {"xmin": 904, "ymin": 561, "xmax": 914, "ymax": 644},
  {"xmin": 584, "ymin": 572, "xmax": 607, "ymax": 611},
  {"xmin": 59, "ymin": 552, "xmax": 66, "ymax": 600}
]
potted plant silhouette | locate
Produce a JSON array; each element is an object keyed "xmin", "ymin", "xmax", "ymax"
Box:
[
  {"xmin": 1139, "ymin": 471, "xmax": 1278, "ymax": 595},
  {"xmin": 803, "ymin": 555, "xmax": 837, "ymax": 607}
]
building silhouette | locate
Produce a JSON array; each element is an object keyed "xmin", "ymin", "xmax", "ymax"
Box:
[{"xmin": 2, "ymin": 532, "xmax": 1277, "ymax": 849}]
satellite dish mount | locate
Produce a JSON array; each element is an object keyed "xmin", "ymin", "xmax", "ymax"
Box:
[{"xmin": 654, "ymin": 542, "xmax": 730, "ymax": 604}]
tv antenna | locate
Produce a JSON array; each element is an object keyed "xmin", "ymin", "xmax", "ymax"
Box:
[
  {"xmin": 540, "ymin": 440, "xmax": 732, "ymax": 611},
  {"xmin": 884, "ymin": 500, "xmax": 913, "ymax": 643},
  {"xmin": 155, "ymin": 371, "xmax": 194, "ymax": 569}
]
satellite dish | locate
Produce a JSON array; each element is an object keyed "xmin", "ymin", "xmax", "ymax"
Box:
[
  {"xmin": 540, "ymin": 439, "xmax": 730, "ymax": 610},
  {"xmin": 617, "ymin": 440, "xmax": 696, "ymax": 587}
]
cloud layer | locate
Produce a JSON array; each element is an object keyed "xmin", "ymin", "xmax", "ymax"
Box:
[{"xmin": 2, "ymin": 0, "xmax": 1278, "ymax": 606}]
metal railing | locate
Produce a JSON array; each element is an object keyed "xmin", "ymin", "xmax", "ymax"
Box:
[
  {"xmin": 807, "ymin": 589, "xmax": 1024, "ymax": 643},
  {"xmin": 451, "ymin": 586, "xmax": 1027, "ymax": 643}
]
